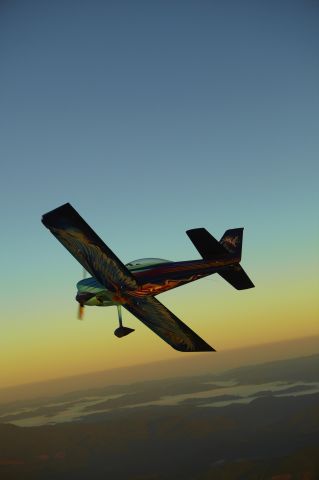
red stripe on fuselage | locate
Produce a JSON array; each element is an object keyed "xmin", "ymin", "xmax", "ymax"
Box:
[{"xmin": 131, "ymin": 257, "xmax": 238, "ymax": 297}]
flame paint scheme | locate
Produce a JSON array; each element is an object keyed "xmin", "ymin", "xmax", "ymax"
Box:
[{"xmin": 42, "ymin": 203, "xmax": 254, "ymax": 352}]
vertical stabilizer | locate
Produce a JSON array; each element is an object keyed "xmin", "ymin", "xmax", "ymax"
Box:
[{"xmin": 220, "ymin": 228, "xmax": 243, "ymax": 260}]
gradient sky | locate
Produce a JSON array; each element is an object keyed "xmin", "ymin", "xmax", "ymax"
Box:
[{"xmin": 0, "ymin": 0, "xmax": 318, "ymax": 388}]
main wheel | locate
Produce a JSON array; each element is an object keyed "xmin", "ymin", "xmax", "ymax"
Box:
[{"xmin": 114, "ymin": 326, "xmax": 135, "ymax": 338}]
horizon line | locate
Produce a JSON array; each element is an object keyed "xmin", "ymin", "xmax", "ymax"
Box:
[{"xmin": 2, "ymin": 334, "xmax": 318, "ymax": 393}]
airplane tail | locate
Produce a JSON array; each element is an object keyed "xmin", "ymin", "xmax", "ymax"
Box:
[
  {"xmin": 219, "ymin": 228, "xmax": 243, "ymax": 260},
  {"xmin": 186, "ymin": 227, "xmax": 254, "ymax": 290},
  {"xmin": 186, "ymin": 227, "xmax": 243, "ymax": 260}
]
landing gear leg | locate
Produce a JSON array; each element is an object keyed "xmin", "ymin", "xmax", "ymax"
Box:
[{"xmin": 114, "ymin": 305, "xmax": 135, "ymax": 338}]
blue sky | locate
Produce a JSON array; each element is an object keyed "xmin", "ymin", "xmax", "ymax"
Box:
[{"xmin": 0, "ymin": 0, "xmax": 318, "ymax": 385}]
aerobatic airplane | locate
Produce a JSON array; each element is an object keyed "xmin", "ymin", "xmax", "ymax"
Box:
[{"xmin": 42, "ymin": 203, "xmax": 254, "ymax": 352}]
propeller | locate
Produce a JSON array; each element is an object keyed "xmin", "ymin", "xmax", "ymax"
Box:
[
  {"xmin": 77, "ymin": 267, "xmax": 87, "ymax": 320},
  {"xmin": 77, "ymin": 304, "xmax": 85, "ymax": 320}
]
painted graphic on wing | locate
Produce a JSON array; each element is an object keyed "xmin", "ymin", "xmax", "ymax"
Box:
[
  {"xmin": 124, "ymin": 296, "xmax": 215, "ymax": 352},
  {"xmin": 42, "ymin": 203, "xmax": 137, "ymax": 293}
]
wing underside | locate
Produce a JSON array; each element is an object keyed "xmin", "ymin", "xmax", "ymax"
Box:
[
  {"xmin": 42, "ymin": 203, "xmax": 138, "ymax": 293},
  {"xmin": 124, "ymin": 296, "xmax": 215, "ymax": 352}
]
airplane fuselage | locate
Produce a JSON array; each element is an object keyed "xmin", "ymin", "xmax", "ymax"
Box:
[{"xmin": 76, "ymin": 256, "xmax": 239, "ymax": 307}]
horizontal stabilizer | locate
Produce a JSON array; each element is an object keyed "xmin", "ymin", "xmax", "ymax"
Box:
[
  {"xmin": 218, "ymin": 265, "xmax": 254, "ymax": 290},
  {"xmin": 186, "ymin": 228, "xmax": 228, "ymax": 258}
]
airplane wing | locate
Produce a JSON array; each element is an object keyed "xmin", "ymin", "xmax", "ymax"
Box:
[
  {"xmin": 124, "ymin": 296, "xmax": 215, "ymax": 352},
  {"xmin": 42, "ymin": 203, "xmax": 138, "ymax": 293}
]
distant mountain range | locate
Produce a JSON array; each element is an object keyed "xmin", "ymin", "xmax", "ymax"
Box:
[
  {"xmin": 1, "ymin": 335, "xmax": 318, "ymax": 406},
  {"xmin": 0, "ymin": 354, "xmax": 318, "ymax": 479}
]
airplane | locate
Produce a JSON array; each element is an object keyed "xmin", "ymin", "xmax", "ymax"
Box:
[{"xmin": 42, "ymin": 203, "xmax": 254, "ymax": 352}]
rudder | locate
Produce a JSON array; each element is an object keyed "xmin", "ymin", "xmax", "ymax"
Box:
[{"xmin": 220, "ymin": 228, "xmax": 243, "ymax": 260}]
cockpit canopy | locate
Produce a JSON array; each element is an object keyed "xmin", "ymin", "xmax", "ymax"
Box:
[{"xmin": 125, "ymin": 258, "xmax": 171, "ymax": 269}]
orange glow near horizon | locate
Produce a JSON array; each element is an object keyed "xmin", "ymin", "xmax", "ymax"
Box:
[{"xmin": 1, "ymin": 272, "xmax": 318, "ymax": 389}]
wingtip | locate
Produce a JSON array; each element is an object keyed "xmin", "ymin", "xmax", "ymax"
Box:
[
  {"xmin": 173, "ymin": 343, "xmax": 216, "ymax": 353},
  {"xmin": 207, "ymin": 345, "xmax": 216, "ymax": 352},
  {"xmin": 42, "ymin": 203, "xmax": 74, "ymax": 227},
  {"xmin": 42, "ymin": 202, "xmax": 72, "ymax": 217}
]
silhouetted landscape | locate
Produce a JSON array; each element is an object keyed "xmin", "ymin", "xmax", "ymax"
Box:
[{"xmin": 1, "ymin": 354, "xmax": 318, "ymax": 479}]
